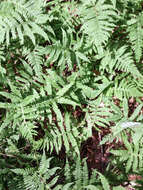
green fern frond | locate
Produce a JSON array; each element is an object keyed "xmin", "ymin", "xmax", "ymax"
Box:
[
  {"xmin": 80, "ymin": 0, "xmax": 117, "ymax": 54},
  {"xmin": 0, "ymin": 0, "xmax": 48, "ymax": 45},
  {"xmin": 100, "ymin": 46, "xmax": 142, "ymax": 78},
  {"xmin": 127, "ymin": 13, "xmax": 143, "ymax": 62},
  {"xmin": 11, "ymin": 154, "xmax": 60, "ymax": 190}
]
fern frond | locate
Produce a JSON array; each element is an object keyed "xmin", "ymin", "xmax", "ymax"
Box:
[
  {"xmin": 0, "ymin": 0, "xmax": 48, "ymax": 45},
  {"xmin": 80, "ymin": 0, "xmax": 117, "ymax": 54},
  {"xmin": 11, "ymin": 154, "xmax": 60, "ymax": 190},
  {"xmin": 100, "ymin": 46, "xmax": 142, "ymax": 78},
  {"xmin": 127, "ymin": 13, "xmax": 143, "ymax": 62}
]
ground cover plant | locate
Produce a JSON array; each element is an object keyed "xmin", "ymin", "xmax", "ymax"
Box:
[{"xmin": 1, "ymin": 0, "xmax": 143, "ymax": 189}]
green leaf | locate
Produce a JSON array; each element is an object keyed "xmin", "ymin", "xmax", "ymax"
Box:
[
  {"xmin": 85, "ymin": 185, "xmax": 99, "ymax": 190},
  {"xmin": 20, "ymin": 95, "xmax": 35, "ymax": 106},
  {"xmin": 23, "ymin": 24, "xmax": 35, "ymax": 45},
  {"xmin": 76, "ymin": 52, "xmax": 89, "ymax": 62},
  {"xmin": 0, "ymin": 102, "xmax": 10, "ymax": 108},
  {"xmin": 56, "ymin": 82, "xmax": 74, "ymax": 97},
  {"xmin": 129, "ymin": 104, "xmax": 143, "ymax": 120},
  {"xmin": 97, "ymin": 172, "xmax": 110, "ymax": 190},
  {"xmin": 30, "ymin": 22, "xmax": 48, "ymax": 40},
  {"xmin": 123, "ymin": 97, "xmax": 128, "ymax": 119},
  {"xmin": 62, "ymin": 183, "xmax": 73, "ymax": 190},
  {"xmin": 57, "ymin": 97, "xmax": 79, "ymax": 107}
]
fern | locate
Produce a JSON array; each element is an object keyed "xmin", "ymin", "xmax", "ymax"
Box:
[
  {"xmin": 64, "ymin": 157, "xmax": 98, "ymax": 189},
  {"xmin": 0, "ymin": 0, "xmax": 49, "ymax": 46},
  {"xmin": 100, "ymin": 45, "xmax": 142, "ymax": 78},
  {"xmin": 11, "ymin": 153, "xmax": 60, "ymax": 190},
  {"xmin": 127, "ymin": 12, "xmax": 143, "ymax": 62},
  {"xmin": 80, "ymin": 0, "xmax": 117, "ymax": 54},
  {"xmin": 63, "ymin": 157, "xmax": 126, "ymax": 190},
  {"xmin": 1, "ymin": 0, "xmax": 143, "ymax": 189},
  {"xmin": 101, "ymin": 100, "xmax": 143, "ymax": 173}
]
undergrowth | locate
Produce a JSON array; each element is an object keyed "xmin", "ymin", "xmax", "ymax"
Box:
[{"xmin": 0, "ymin": 0, "xmax": 143, "ymax": 189}]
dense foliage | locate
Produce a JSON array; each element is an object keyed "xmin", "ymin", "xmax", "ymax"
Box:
[{"xmin": 1, "ymin": 0, "xmax": 143, "ymax": 189}]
